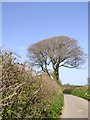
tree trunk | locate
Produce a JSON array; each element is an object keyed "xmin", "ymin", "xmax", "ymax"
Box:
[
  {"xmin": 53, "ymin": 66, "xmax": 61, "ymax": 85},
  {"xmin": 53, "ymin": 67, "xmax": 59, "ymax": 83}
]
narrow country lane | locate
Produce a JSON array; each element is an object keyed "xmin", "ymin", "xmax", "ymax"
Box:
[{"xmin": 61, "ymin": 94, "xmax": 89, "ymax": 118}]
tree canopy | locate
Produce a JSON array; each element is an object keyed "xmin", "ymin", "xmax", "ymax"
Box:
[{"xmin": 28, "ymin": 36, "xmax": 86, "ymax": 83}]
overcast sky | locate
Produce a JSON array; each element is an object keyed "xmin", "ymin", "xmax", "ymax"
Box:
[{"xmin": 2, "ymin": 2, "xmax": 88, "ymax": 85}]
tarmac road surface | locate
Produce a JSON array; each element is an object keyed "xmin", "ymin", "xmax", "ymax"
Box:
[{"xmin": 61, "ymin": 94, "xmax": 88, "ymax": 118}]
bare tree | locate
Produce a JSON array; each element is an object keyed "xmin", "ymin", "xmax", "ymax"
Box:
[{"xmin": 28, "ymin": 36, "xmax": 86, "ymax": 84}]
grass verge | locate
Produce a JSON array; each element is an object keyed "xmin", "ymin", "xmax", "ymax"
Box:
[
  {"xmin": 63, "ymin": 85, "xmax": 90, "ymax": 101},
  {"xmin": 48, "ymin": 92, "xmax": 64, "ymax": 118}
]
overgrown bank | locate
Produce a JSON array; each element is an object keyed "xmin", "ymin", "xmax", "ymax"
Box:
[
  {"xmin": 48, "ymin": 93, "xmax": 64, "ymax": 118},
  {"xmin": 63, "ymin": 84, "xmax": 90, "ymax": 101},
  {"xmin": 0, "ymin": 50, "xmax": 64, "ymax": 119}
]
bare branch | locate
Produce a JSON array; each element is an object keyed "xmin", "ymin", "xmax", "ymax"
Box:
[{"xmin": 28, "ymin": 36, "xmax": 86, "ymax": 82}]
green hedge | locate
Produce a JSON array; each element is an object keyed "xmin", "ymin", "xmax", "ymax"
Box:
[
  {"xmin": 63, "ymin": 88, "xmax": 90, "ymax": 101},
  {"xmin": 71, "ymin": 89, "xmax": 90, "ymax": 101}
]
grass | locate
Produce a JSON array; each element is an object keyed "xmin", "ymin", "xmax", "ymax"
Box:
[
  {"xmin": 71, "ymin": 89, "xmax": 90, "ymax": 100},
  {"xmin": 48, "ymin": 92, "xmax": 64, "ymax": 118},
  {"xmin": 63, "ymin": 85, "xmax": 90, "ymax": 101}
]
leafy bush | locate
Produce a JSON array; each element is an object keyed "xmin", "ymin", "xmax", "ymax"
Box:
[{"xmin": 63, "ymin": 89, "xmax": 72, "ymax": 94}]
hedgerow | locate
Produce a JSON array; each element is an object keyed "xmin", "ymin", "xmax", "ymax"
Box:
[
  {"xmin": 0, "ymin": 49, "xmax": 63, "ymax": 119},
  {"xmin": 63, "ymin": 84, "xmax": 90, "ymax": 101}
]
